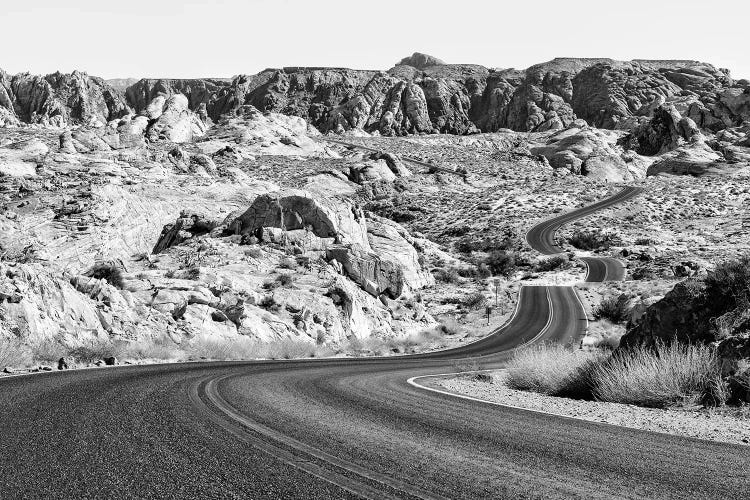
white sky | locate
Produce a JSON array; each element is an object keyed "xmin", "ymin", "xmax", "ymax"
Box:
[{"xmin": 2, "ymin": 0, "xmax": 749, "ymax": 80}]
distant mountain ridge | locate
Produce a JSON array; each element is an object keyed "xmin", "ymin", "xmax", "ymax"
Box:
[{"xmin": 1, "ymin": 52, "xmax": 748, "ymax": 135}]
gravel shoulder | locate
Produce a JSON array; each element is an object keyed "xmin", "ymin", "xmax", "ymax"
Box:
[{"xmin": 431, "ymin": 370, "xmax": 750, "ymax": 446}]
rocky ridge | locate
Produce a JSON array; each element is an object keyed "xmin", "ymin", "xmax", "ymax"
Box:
[{"xmin": 2, "ymin": 54, "xmax": 749, "ymax": 138}]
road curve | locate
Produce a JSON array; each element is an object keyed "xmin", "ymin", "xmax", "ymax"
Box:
[
  {"xmin": 3, "ymin": 182, "xmax": 747, "ymax": 498},
  {"xmin": 526, "ymin": 186, "xmax": 642, "ymax": 282}
]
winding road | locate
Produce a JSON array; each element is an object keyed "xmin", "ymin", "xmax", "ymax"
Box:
[{"xmin": 2, "ymin": 184, "xmax": 748, "ymax": 499}]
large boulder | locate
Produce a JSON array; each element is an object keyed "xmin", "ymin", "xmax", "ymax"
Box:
[
  {"xmin": 326, "ymin": 245, "xmax": 405, "ymax": 299},
  {"xmin": 153, "ymin": 211, "xmax": 221, "ymax": 253},
  {"xmin": 366, "ymin": 215, "xmax": 433, "ymax": 290},
  {"xmin": 145, "ymin": 94, "xmax": 207, "ymax": 143},
  {"xmin": 226, "ymin": 190, "xmax": 371, "ymax": 249}
]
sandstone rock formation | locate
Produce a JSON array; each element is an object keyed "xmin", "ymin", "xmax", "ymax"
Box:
[
  {"xmin": 397, "ymin": 52, "xmax": 446, "ymax": 69},
  {"xmin": 530, "ymin": 127, "xmax": 648, "ymax": 181},
  {"xmin": 2, "ymin": 57, "xmax": 748, "ymax": 139},
  {"xmin": 619, "ymin": 105, "xmax": 704, "ymax": 155},
  {"xmin": 0, "ymin": 69, "xmax": 128, "ymax": 127},
  {"xmin": 226, "ymin": 189, "xmax": 371, "ymax": 249}
]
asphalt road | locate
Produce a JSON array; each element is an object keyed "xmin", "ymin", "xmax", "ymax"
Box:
[
  {"xmin": 3, "ymin": 186, "xmax": 748, "ymax": 499},
  {"xmin": 525, "ymin": 186, "xmax": 643, "ymax": 282}
]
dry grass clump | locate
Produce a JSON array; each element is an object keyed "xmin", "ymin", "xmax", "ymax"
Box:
[
  {"xmin": 188, "ymin": 335, "xmax": 329, "ymax": 360},
  {"xmin": 462, "ymin": 292, "xmax": 488, "ymax": 310},
  {"xmin": 592, "ymin": 342, "xmax": 722, "ymax": 407},
  {"xmin": 505, "ymin": 343, "xmax": 606, "ymax": 396},
  {"xmin": 119, "ymin": 336, "xmax": 183, "ymax": 362},
  {"xmin": 0, "ymin": 337, "xmax": 32, "ymax": 369},
  {"xmin": 84, "ymin": 263, "xmax": 125, "ymax": 289},
  {"xmin": 593, "ymin": 295, "xmax": 630, "ymax": 323},
  {"xmin": 506, "ymin": 341, "xmax": 727, "ymax": 408},
  {"xmin": 66, "ymin": 338, "xmax": 124, "ymax": 364},
  {"xmin": 586, "ymin": 320, "xmax": 625, "ymax": 349}
]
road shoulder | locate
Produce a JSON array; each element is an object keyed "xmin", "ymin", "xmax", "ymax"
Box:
[{"xmin": 412, "ymin": 371, "xmax": 750, "ymax": 447}]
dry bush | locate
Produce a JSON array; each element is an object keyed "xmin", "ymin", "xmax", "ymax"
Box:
[
  {"xmin": 593, "ymin": 341, "xmax": 721, "ymax": 408},
  {"xmin": 463, "ymin": 292, "xmax": 487, "ymax": 310},
  {"xmin": 437, "ymin": 317, "xmax": 465, "ymax": 336},
  {"xmin": 568, "ymin": 230, "xmax": 620, "ymax": 251},
  {"xmin": 188, "ymin": 335, "xmax": 259, "ymax": 360},
  {"xmin": 262, "ymin": 338, "xmax": 322, "ymax": 359},
  {"xmin": 434, "ymin": 267, "xmax": 460, "ymax": 284},
  {"xmin": 587, "ymin": 320, "xmax": 625, "ymax": 349},
  {"xmin": 593, "ymin": 295, "xmax": 630, "ymax": 324},
  {"xmin": 0, "ymin": 337, "xmax": 32, "ymax": 369},
  {"xmin": 535, "ymin": 255, "xmax": 569, "ymax": 273},
  {"xmin": 84, "ymin": 263, "xmax": 125, "ymax": 289},
  {"xmin": 119, "ymin": 336, "xmax": 183, "ymax": 362},
  {"xmin": 506, "ymin": 343, "xmax": 606, "ymax": 396},
  {"xmin": 67, "ymin": 338, "xmax": 123, "ymax": 364},
  {"xmin": 29, "ymin": 338, "xmax": 68, "ymax": 364},
  {"xmin": 452, "ymin": 357, "xmax": 482, "ymax": 374}
]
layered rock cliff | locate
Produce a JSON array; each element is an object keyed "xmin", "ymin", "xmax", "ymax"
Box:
[{"xmin": 3, "ymin": 54, "xmax": 748, "ymax": 137}]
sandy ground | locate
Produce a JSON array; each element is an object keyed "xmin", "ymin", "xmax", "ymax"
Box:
[{"xmin": 433, "ymin": 371, "xmax": 750, "ymax": 446}]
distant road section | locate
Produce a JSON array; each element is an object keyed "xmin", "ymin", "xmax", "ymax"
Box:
[{"xmin": 526, "ymin": 186, "xmax": 643, "ymax": 281}]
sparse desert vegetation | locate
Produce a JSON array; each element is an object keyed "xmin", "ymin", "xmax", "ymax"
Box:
[{"xmin": 505, "ymin": 341, "xmax": 731, "ymax": 408}]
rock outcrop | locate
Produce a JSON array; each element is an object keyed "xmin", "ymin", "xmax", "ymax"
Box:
[
  {"xmin": 397, "ymin": 52, "xmax": 446, "ymax": 69},
  {"xmin": 3, "ymin": 58, "xmax": 748, "ymax": 138},
  {"xmin": 144, "ymin": 94, "xmax": 208, "ymax": 143},
  {"xmin": 0, "ymin": 69, "xmax": 129, "ymax": 127},
  {"xmin": 620, "ymin": 105, "xmax": 705, "ymax": 155},
  {"xmin": 530, "ymin": 127, "xmax": 648, "ymax": 181},
  {"xmin": 226, "ymin": 189, "xmax": 371, "ymax": 249},
  {"xmin": 622, "ymin": 258, "xmax": 750, "ymax": 401}
]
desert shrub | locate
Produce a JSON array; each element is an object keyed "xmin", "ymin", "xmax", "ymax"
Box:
[
  {"xmin": 452, "ymin": 357, "xmax": 482, "ymax": 373},
  {"xmin": 704, "ymin": 255, "xmax": 750, "ymax": 307},
  {"xmin": 263, "ymin": 339, "xmax": 320, "ymax": 359},
  {"xmin": 119, "ymin": 336, "xmax": 183, "ymax": 361},
  {"xmin": 67, "ymin": 338, "xmax": 123, "ymax": 364},
  {"xmin": 184, "ymin": 266, "xmax": 200, "ymax": 280},
  {"xmin": 455, "ymin": 235, "xmax": 519, "ymax": 255},
  {"xmin": 244, "ymin": 247, "xmax": 263, "ymax": 259},
  {"xmin": 85, "ymin": 263, "xmax": 125, "ymax": 289},
  {"xmin": 586, "ymin": 320, "xmax": 625, "ymax": 350},
  {"xmin": 632, "ymin": 266, "xmax": 657, "ymax": 280},
  {"xmin": 0, "ymin": 337, "xmax": 32, "ymax": 369},
  {"xmin": 29, "ymin": 338, "xmax": 68, "ymax": 364},
  {"xmin": 437, "ymin": 317, "xmax": 465, "ymax": 336},
  {"xmin": 259, "ymin": 295, "xmax": 281, "ymax": 311},
  {"xmin": 535, "ymin": 255, "xmax": 569, "ymax": 273},
  {"xmin": 278, "ymin": 257, "xmax": 298, "ymax": 270},
  {"xmin": 262, "ymin": 280, "xmax": 281, "ymax": 290},
  {"xmin": 505, "ymin": 344, "xmax": 606, "ymax": 396},
  {"xmin": 485, "ymin": 250, "xmax": 517, "ymax": 277},
  {"xmin": 475, "ymin": 263, "xmax": 492, "ymax": 279},
  {"xmin": 456, "ymin": 267, "xmax": 477, "ymax": 278},
  {"xmin": 568, "ymin": 230, "xmax": 621, "ymax": 251},
  {"xmin": 277, "ymin": 273, "xmax": 294, "ymax": 286},
  {"xmin": 462, "ymin": 292, "xmax": 487, "ymax": 310},
  {"xmin": 634, "ymin": 237, "xmax": 655, "ymax": 246},
  {"xmin": 592, "ymin": 341, "xmax": 720, "ymax": 408},
  {"xmin": 593, "ymin": 295, "xmax": 630, "ymax": 323},
  {"xmin": 188, "ymin": 335, "xmax": 256, "ymax": 360},
  {"xmin": 455, "ymin": 236, "xmax": 476, "ymax": 254},
  {"xmin": 434, "ymin": 267, "xmax": 460, "ymax": 284}
]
